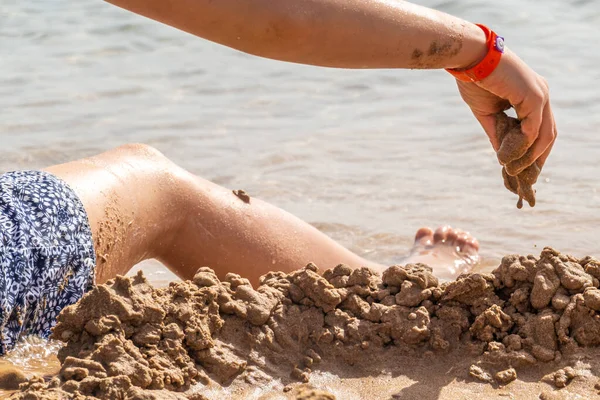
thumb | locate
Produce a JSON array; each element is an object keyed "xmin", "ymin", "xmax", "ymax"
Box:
[{"xmin": 473, "ymin": 112, "xmax": 501, "ymax": 152}]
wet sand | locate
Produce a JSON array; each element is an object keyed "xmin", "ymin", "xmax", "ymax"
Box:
[
  {"xmin": 496, "ymin": 112, "xmax": 540, "ymax": 209},
  {"xmin": 6, "ymin": 247, "xmax": 600, "ymax": 399}
]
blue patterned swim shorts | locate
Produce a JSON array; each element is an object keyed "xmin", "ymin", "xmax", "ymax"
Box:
[{"xmin": 0, "ymin": 171, "xmax": 96, "ymax": 354}]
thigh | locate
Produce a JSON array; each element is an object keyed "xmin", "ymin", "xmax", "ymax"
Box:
[{"xmin": 44, "ymin": 144, "xmax": 186, "ymax": 283}]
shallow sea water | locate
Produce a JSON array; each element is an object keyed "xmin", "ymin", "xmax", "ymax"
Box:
[{"xmin": 1, "ymin": 0, "xmax": 599, "ymax": 386}]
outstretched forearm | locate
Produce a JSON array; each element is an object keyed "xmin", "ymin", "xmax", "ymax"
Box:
[{"xmin": 105, "ymin": 0, "xmax": 486, "ymax": 70}]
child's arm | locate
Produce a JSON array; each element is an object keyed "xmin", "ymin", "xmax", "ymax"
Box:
[
  {"xmin": 105, "ymin": 0, "xmax": 487, "ymax": 70},
  {"xmin": 104, "ymin": 0, "xmax": 556, "ymax": 175}
]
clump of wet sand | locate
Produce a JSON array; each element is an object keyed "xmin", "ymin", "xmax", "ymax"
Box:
[
  {"xmin": 496, "ymin": 112, "xmax": 541, "ymax": 209},
  {"xmin": 11, "ymin": 248, "xmax": 600, "ymax": 399}
]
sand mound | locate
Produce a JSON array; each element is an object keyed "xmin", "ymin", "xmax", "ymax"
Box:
[{"xmin": 11, "ymin": 248, "xmax": 600, "ymax": 399}]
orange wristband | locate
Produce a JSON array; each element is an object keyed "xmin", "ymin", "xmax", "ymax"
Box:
[{"xmin": 446, "ymin": 24, "xmax": 504, "ymax": 83}]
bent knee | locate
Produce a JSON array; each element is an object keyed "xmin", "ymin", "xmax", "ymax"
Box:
[
  {"xmin": 114, "ymin": 143, "xmax": 168, "ymax": 164},
  {"xmin": 90, "ymin": 143, "xmax": 181, "ymax": 183},
  {"xmin": 107, "ymin": 143, "xmax": 192, "ymax": 188}
]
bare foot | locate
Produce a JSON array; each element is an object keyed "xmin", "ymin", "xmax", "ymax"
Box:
[{"xmin": 398, "ymin": 225, "xmax": 480, "ymax": 281}]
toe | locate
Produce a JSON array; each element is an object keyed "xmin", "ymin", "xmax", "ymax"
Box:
[
  {"xmin": 433, "ymin": 225, "xmax": 451, "ymax": 244},
  {"xmin": 456, "ymin": 232, "xmax": 469, "ymax": 252},
  {"xmin": 445, "ymin": 228, "xmax": 458, "ymax": 245},
  {"xmin": 464, "ymin": 237, "xmax": 480, "ymax": 253},
  {"xmin": 414, "ymin": 227, "xmax": 434, "ymax": 246},
  {"xmin": 454, "ymin": 230, "xmax": 480, "ymax": 254}
]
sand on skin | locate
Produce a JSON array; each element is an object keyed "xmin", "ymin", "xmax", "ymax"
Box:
[{"xmin": 4, "ymin": 247, "xmax": 600, "ymax": 399}]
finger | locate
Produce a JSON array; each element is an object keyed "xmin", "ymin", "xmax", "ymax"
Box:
[
  {"xmin": 535, "ymin": 133, "xmax": 555, "ymax": 172},
  {"xmin": 535, "ymin": 104, "xmax": 557, "ymax": 171},
  {"xmin": 473, "ymin": 112, "xmax": 502, "ymax": 151},
  {"xmin": 513, "ymin": 85, "xmax": 547, "ymax": 148},
  {"xmin": 505, "ymin": 101, "xmax": 555, "ymax": 176},
  {"xmin": 456, "ymin": 80, "xmax": 510, "ymax": 152}
]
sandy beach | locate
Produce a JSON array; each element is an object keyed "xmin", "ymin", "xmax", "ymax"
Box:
[
  {"xmin": 2, "ymin": 0, "xmax": 600, "ymax": 398},
  {"xmin": 4, "ymin": 247, "xmax": 600, "ymax": 399}
]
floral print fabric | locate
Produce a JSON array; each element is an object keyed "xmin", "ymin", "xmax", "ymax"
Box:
[{"xmin": 0, "ymin": 171, "xmax": 95, "ymax": 354}]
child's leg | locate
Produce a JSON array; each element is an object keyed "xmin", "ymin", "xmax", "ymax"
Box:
[{"xmin": 45, "ymin": 144, "xmax": 384, "ymax": 284}]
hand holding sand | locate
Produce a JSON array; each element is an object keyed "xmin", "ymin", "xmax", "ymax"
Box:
[{"xmin": 455, "ymin": 48, "xmax": 556, "ymax": 208}]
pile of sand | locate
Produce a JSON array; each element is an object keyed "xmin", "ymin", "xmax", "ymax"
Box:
[{"xmin": 11, "ymin": 247, "xmax": 600, "ymax": 399}]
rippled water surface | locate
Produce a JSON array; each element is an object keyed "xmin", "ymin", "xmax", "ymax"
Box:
[{"xmin": 1, "ymin": 0, "xmax": 600, "ymax": 381}]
